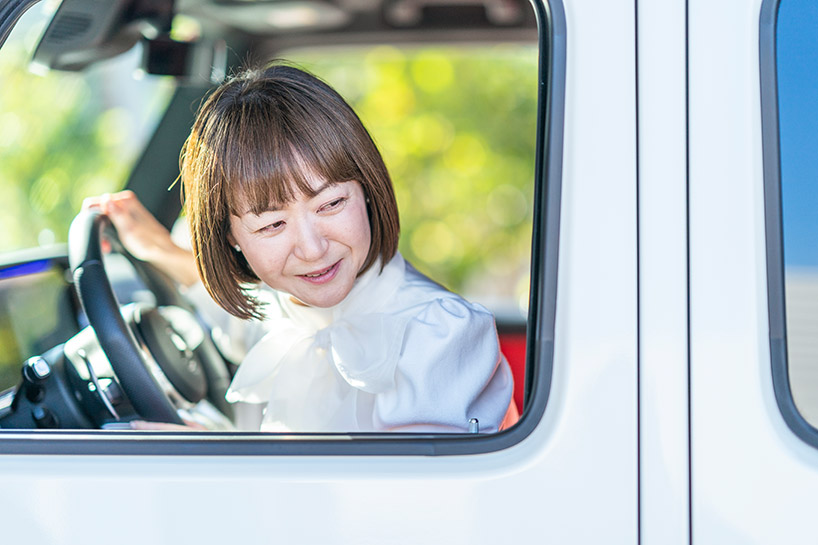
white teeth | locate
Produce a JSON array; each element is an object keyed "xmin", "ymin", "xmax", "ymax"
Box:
[{"xmin": 304, "ymin": 266, "xmax": 331, "ymax": 278}]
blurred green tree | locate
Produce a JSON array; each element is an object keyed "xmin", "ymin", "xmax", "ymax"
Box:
[
  {"xmin": 0, "ymin": 11, "xmax": 171, "ymax": 385},
  {"xmin": 0, "ymin": 12, "xmax": 172, "ymax": 254},
  {"xmin": 294, "ymin": 45, "xmax": 538, "ymax": 302}
]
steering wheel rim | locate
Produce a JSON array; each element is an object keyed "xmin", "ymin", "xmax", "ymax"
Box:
[{"xmin": 68, "ymin": 210, "xmax": 185, "ymax": 425}]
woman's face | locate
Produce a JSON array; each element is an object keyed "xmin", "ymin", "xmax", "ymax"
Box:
[{"xmin": 229, "ymin": 177, "xmax": 372, "ymax": 308}]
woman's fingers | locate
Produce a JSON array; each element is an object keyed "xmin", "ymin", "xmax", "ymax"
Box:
[
  {"xmin": 81, "ymin": 194, "xmax": 105, "ymax": 211},
  {"xmin": 129, "ymin": 419, "xmax": 208, "ymax": 431},
  {"xmin": 81, "ymin": 190, "xmax": 199, "ymax": 286},
  {"xmin": 83, "ymin": 191, "xmax": 172, "ymax": 261}
]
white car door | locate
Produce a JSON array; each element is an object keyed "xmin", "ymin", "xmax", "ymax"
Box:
[
  {"xmin": 0, "ymin": 0, "xmax": 643, "ymax": 543},
  {"xmin": 688, "ymin": 0, "xmax": 818, "ymax": 542}
]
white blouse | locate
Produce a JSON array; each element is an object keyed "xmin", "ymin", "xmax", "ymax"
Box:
[{"xmin": 186, "ymin": 253, "xmax": 513, "ymax": 432}]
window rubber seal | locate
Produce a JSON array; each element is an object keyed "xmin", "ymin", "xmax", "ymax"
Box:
[{"xmin": 760, "ymin": 0, "xmax": 818, "ymax": 450}]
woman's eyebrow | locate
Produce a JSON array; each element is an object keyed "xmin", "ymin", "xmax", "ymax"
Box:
[
  {"xmin": 312, "ymin": 179, "xmax": 341, "ymax": 196},
  {"xmin": 248, "ymin": 181, "xmax": 342, "ymax": 215}
]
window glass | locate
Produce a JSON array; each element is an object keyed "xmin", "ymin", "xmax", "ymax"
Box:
[
  {"xmin": 0, "ymin": 3, "xmax": 174, "ymax": 254},
  {"xmin": 289, "ymin": 46, "xmax": 537, "ymax": 312},
  {"xmin": 777, "ymin": 0, "xmax": 818, "ymax": 426},
  {"xmin": 291, "ymin": 46, "xmax": 538, "ymax": 418},
  {"xmin": 0, "ymin": 5, "xmax": 543, "ymax": 440}
]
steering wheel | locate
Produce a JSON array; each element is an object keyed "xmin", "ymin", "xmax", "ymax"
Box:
[{"xmin": 68, "ymin": 209, "xmax": 233, "ymax": 426}]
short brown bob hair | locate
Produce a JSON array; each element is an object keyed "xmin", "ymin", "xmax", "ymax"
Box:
[{"xmin": 181, "ymin": 63, "xmax": 400, "ymax": 320}]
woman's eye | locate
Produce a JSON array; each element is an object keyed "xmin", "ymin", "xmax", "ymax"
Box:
[
  {"xmin": 259, "ymin": 221, "xmax": 284, "ymax": 233},
  {"xmin": 321, "ymin": 198, "xmax": 346, "ymax": 212}
]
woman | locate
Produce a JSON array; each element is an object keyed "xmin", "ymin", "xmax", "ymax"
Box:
[{"xmin": 87, "ymin": 64, "xmax": 517, "ymax": 432}]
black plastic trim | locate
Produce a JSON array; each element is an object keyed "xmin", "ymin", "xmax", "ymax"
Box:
[
  {"xmin": 760, "ymin": 0, "xmax": 818, "ymax": 449},
  {"xmin": 0, "ymin": 0, "xmax": 566, "ymax": 456}
]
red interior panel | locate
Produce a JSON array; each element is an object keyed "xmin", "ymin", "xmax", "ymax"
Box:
[{"xmin": 498, "ymin": 332, "xmax": 526, "ymax": 413}]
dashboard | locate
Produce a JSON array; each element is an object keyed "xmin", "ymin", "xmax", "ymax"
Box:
[
  {"xmin": 0, "ymin": 246, "xmax": 170, "ymax": 429},
  {"xmin": 0, "ymin": 243, "xmax": 234, "ymax": 430}
]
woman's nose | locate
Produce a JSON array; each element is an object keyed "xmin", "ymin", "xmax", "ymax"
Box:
[{"xmin": 293, "ymin": 219, "xmax": 329, "ymax": 261}]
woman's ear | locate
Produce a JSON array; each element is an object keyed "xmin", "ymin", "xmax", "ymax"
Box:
[
  {"xmin": 226, "ymin": 227, "xmax": 243, "ymax": 253},
  {"xmin": 226, "ymin": 219, "xmax": 238, "ymax": 247}
]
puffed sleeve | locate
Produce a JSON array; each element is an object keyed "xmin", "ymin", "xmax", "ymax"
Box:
[{"xmin": 372, "ymin": 297, "xmax": 514, "ymax": 433}]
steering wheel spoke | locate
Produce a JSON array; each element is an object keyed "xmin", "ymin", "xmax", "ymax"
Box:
[{"xmin": 68, "ymin": 210, "xmax": 233, "ymax": 426}]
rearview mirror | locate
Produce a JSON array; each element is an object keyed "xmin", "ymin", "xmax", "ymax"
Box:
[{"xmin": 29, "ymin": 0, "xmax": 173, "ymax": 73}]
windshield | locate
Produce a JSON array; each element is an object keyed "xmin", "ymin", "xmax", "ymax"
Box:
[{"xmin": 0, "ymin": 3, "xmax": 174, "ymax": 254}]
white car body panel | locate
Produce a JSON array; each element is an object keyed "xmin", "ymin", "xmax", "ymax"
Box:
[
  {"xmin": 2, "ymin": 0, "xmax": 818, "ymax": 543},
  {"xmin": 637, "ymin": 0, "xmax": 690, "ymax": 542},
  {"xmin": 689, "ymin": 0, "xmax": 818, "ymax": 543},
  {"xmin": 2, "ymin": 0, "xmax": 640, "ymax": 541}
]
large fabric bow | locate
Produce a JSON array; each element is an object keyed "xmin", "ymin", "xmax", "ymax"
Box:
[{"xmin": 225, "ymin": 254, "xmax": 408, "ymax": 431}]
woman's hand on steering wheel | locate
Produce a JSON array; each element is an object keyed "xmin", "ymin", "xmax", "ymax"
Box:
[{"xmin": 82, "ymin": 191, "xmax": 200, "ymax": 287}]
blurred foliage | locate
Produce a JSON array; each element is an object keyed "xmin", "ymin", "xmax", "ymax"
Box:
[
  {"xmin": 293, "ymin": 45, "xmax": 538, "ymax": 303},
  {"xmin": 0, "ymin": 9, "xmax": 172, "ymax": 254},
  {"xmin": 0, "ymin": 9, "xmax": 172, "ymax": 385}
]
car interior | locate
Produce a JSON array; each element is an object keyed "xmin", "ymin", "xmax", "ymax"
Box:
[{"xmin": 0, "ymin": 0, "xmax": 538, "ymax": 432}]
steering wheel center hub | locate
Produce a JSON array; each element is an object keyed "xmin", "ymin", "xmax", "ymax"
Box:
[{"xmin": 132, "ymin": 305, "xmax": 207, "ymax": 404}]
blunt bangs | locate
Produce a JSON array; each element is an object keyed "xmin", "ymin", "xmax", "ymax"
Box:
[{"xmin": 216, "ymin": 83, "xmax": 360, "ymax": 217}]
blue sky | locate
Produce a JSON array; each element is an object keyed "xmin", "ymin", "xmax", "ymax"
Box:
[{"xmin": 778, "ymin": 0, "xmax": 818, "ymax": 268}]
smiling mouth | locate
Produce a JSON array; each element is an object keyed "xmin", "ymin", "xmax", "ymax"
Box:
[{"xmin": 299, "ymin": 260, "xmax": 341, "ymax": 283}]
